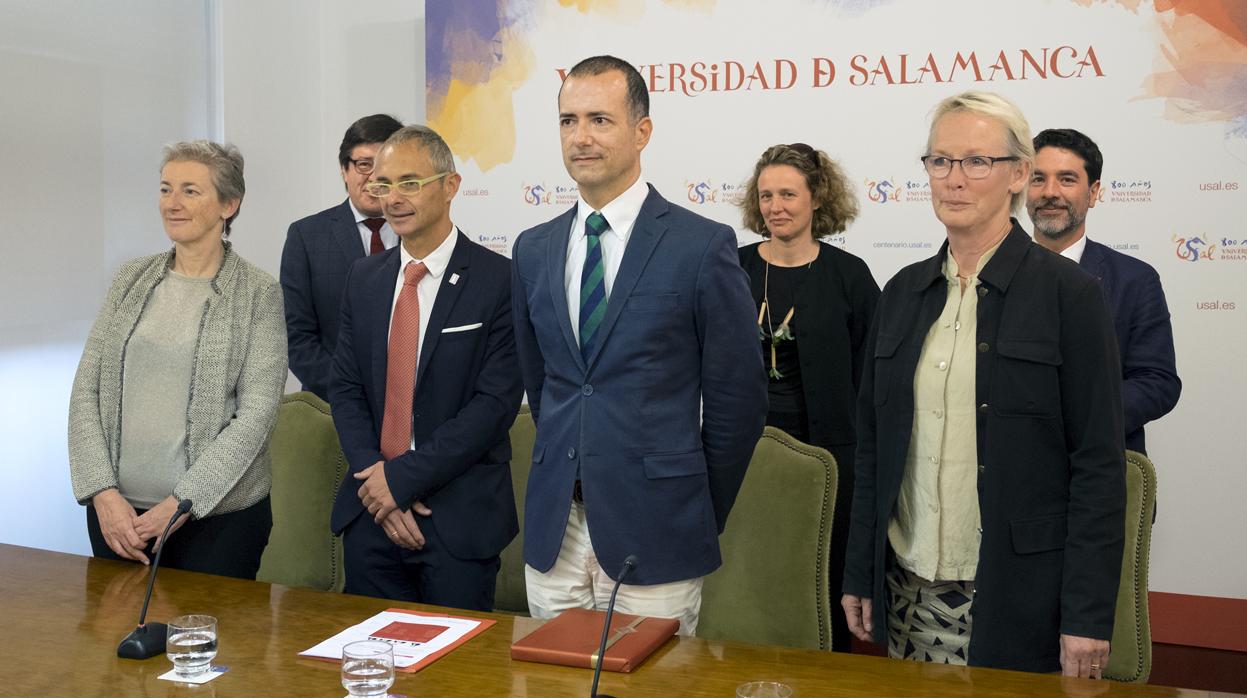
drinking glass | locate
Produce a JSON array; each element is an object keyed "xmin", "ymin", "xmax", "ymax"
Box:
[
  {"xmin": 737, "ymin": 681, "xmax": 795, "ymax": 698},
  {"xmin": 341, "ymin": 640, "xmax": 395, "ymax": 697},
  {"xmin": 166, "ymin": 615, "xmax": 218, "ymax": 678}
]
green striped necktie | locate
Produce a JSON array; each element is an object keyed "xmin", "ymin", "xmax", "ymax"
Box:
[{"xmin": 579, "ymin": 211, "xmax": 608, "ymax": 359}]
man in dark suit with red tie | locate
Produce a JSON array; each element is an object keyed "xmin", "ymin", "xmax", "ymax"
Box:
[
  {"xmin": 1026, "ymin": 128, "xmax": 1181, "ymax": 454},
  {"xmin": 280, "ymin": 114, "xmax": 403, "ymax": 401},
  {"xmin": 329, "ymin": 125, "xmax": 521, "ymax": 610}
]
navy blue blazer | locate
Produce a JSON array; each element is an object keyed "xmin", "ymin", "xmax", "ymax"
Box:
[
  {"xmin": 1079, "ymin": 239, "xmax": 1180, "ymax": 453},
  {"xmin": 511, "ymin": 186, "xmax": 768, "ymax": 585},
  {"xmin": 329, "ymin": 232, "xmax": 521, "ymax": 561},
  {"xmin": 280, "ymin": 200, "xmax": 366, "ymax": 401}
]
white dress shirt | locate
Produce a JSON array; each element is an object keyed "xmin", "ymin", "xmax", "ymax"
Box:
[
  {"xmin": 388, "ymin": 226, "xmax": 459, "ymax": 371},
  {"xmin": 388, "ymin": 227, "xmax": 458, "ymax": 452},
  {"xmin": 565, "ymin": 176, "xmax": 649, "ymax": 341},
  {"xmin": 1057, "ymin": 233, "xmax": 1088, "ymax": 264},
  {"xmin": 349, "ymin": 199, "xmax": 398, "ymax": 253}
]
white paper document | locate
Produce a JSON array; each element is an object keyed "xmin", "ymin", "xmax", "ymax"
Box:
[{"xmin": 299, "ymin": 610, "xmax": 484, "ymax": 668}]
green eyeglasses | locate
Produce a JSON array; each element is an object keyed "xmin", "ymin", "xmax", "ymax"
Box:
[{"xmin": 364, "ymin": 172, "xmax": 450, "ymax": 198}]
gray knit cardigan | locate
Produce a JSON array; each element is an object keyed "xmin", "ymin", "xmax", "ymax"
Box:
[{"xmin": 68, "ymin": 242, "xmax": 288, "ymax": 521}]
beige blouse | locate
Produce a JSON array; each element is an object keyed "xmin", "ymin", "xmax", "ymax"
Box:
[{"xmin": 887, "ymin": 235, "xmax": 1004, "ymax": 582}]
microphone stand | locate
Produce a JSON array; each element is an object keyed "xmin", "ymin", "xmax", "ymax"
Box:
[
  {"xmin": 117, "ymin": 498, "xmax": 193, "ymax": 659},
  {"xmin": 591, "ymin": 555, "xmax": 637, "ymax": 698}
]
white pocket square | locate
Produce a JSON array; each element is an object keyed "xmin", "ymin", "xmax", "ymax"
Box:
[{"xmin": 442, "ymin": 322, "xmax": 483, "ymax": 334}]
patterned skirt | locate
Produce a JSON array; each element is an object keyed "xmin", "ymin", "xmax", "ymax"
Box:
[{"xmin": 885, "ymin": 565, "xmax": 975, "ymax": 664}]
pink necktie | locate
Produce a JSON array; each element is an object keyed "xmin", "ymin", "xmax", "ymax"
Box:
[{"xmin": 380, "ymin": 261, "xmax": 428, "ymax": 459}]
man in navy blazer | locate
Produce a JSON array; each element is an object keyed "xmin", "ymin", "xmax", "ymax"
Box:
[
  {"xmin": 330, "ymin": 125, "xmax": 521, "ymax": 610},
  {"xmin": 281, "ymin": 114, "xmax": 403, "ymax": 401},
  {"xmin": 1026, "ymin": 128, "xmax": 1180, "ymax": 454},
  {"xmin": 511, "ymin": 56, "xmax": 767, "ymax": 634}
]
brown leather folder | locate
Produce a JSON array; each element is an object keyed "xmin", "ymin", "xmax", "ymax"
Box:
[{"xmin": 510, "ymin": 608, "xmax": 679, "ymax": 673}]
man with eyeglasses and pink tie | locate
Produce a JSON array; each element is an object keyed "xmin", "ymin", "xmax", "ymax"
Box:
[
  {"xmin": 281, "ymin": 114, "xmax": 403, "ymax": 403},
  {"xmin": 328, "ymin": 125, "xmax": 522, "ymax": 611}
]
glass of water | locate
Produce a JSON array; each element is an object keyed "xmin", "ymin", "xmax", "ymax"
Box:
[
  {"xmin": 166, "ymin": 615, "xmax": 218, "ymax": 678},
  {"xmin": 341, "ymin": 640, "xmax": 395, "ymax": 697},
  {"xmin": 737, "ymin": 681, "xmax": 794, "ymax": 698}
]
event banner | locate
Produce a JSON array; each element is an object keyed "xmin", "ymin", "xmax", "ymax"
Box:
[{"xmin": 425, "ymin": 1, "xmax": 1246, "ymax": 600}]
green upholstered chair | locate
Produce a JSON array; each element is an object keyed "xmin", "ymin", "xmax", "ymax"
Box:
[
  {"xmin": 697, "ymin": 427, "xmax": 837, "ymax": 650},
  {"xmin": 256, "ymin": 392, "xmax": 347, "ymax": 592},
  {"xmin": 494, "ymin": 406, "xmax": 535, "ymax": 614},
  {"xmin": 1104, "ymin": 450, "xmax": 1158, "ymax": 683}
]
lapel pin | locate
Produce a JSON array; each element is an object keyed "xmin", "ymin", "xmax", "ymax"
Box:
[{"xmin": 450, "ymin": 273, "xmax": 460, "ymax": 285}]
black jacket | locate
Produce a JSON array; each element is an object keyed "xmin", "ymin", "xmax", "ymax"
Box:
[
  {"xmin": 843, "ymin": 222, "xmax": 1126, "ymax": 672},
  {"xmin": 739, "ymin": 242, "xmax": 880, "ymax": 448}
]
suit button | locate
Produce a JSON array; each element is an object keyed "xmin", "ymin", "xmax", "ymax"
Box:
[
  {"xmin": 978, "ymin": 464, "xmax": 985, "ymax": 473},
  {"xmin": 977, "ymin": 287, "xmax": 988, "ymax": 297},
  {"xmin": 581, "ymin": 384, "xmax": 593, "ymax": 396},
  {"xmin": 567, "ymin": 447, "xmax": 577, "ymax": 459},
  {"xmin": 937, "ymin": 361, "xmax": 948, "ymax": 371},
  {"xmin": 977, "ymin": 342, "xmax": 990, "ymax": 353},
  {"xmin": 978, "ymin": 403, "xmax": 989, "ymax": 414}
]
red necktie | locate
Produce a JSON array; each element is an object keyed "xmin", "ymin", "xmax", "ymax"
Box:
[
  {"xmin": 380, "ymin": 261, "xmax": 428, "ymax": 460},
  {"xmin": 363, "ymin": 217, "xmax": 387, "ymax": 255}
]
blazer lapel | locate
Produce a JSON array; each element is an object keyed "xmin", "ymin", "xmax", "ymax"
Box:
[
  {"xmin": 414, "ymin": 232, "xmax": 471, "ymax": 389},
  {"xmin": 369, "ymin": 248, "xmax": 402, "ymax": 398},
  {"xmin": 331, "ymin": 200, "xmax": 367, "ymax": 263},
  {"xmin": 546, "ymin": 206, "xmax": 585, "ymax": 373},
  {"xmin": 1079, "ymin": 239, "xmax": 1105, "ymax": 278},
  {"xmin": 585, "ymin": 187, "xmax": 669, "ymax": 369}
]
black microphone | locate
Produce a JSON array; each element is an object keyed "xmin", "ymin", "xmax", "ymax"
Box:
[
  {"xmin": 590, "ymin": 554, "xmax": 638, "ymax": 698},
  {"xmin": 117, "ymin": 498, "xmax": 193, "ymax": 659}
]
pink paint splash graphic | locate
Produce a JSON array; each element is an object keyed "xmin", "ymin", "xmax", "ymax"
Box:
[{"xmin": 1141, "ymin": 0, "xmax": 1247, "ymax": 136}]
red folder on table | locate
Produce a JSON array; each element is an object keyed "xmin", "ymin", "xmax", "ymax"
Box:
[{"xmin": 510, "ymin": 608, "xmax": 678, "ymax": 673}]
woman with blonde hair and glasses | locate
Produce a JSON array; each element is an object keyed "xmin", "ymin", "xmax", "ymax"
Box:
[
  {"xmin": 69, "ymin": 140, "xmax": 287, "ymax": 579},
  {"xmin": 841, "ymin": 92, "xmax": 1124, "ymax": 676},
  {"xmin": 738, "ymin": 143, "xmax": 879, "ymax": 652}
]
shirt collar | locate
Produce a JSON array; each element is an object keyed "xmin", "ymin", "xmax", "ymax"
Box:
[
  {"xmin": 1058, "ymin": 234, "xmax": 1088, "ymax": 264},
  {"xmin": 915, "ymin": 219, "xmax": 1030, "ymax": 293},
  {"xmin": 347, "ymin": 199, "xmax": 375, "ymax": 224},
  {"xmin": 398, "ymin": 226, "xmax": 459, "ymax": 280},
  {"xmin": 573, "ymin": 176, "xmax": 649, "ymax": 243},
  {"xmin": 944, "ymin": 228, "xmax": 1009, "ymax": 283}
]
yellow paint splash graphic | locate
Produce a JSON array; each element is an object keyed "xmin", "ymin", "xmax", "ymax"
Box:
[{"xmin": 429, "ymin": 29, "xmax": 535, "ymax": 172}]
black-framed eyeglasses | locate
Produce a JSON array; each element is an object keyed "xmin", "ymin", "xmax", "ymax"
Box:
[
  {"xmin": 347, "ymin": 158, "xmax": 375, "ymax": 175},
  {"xmin": 921, "ymin": 155, "xmax": 1019, "ymax": 180},
  {"xmin": 363, "ymin": 172, "xmax": 450, "ymax": 198}
]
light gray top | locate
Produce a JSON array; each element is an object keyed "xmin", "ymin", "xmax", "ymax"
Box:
[
  {"xmin": 69, "ymin": 242, "xmax": 287, "ymax": 520},
  {"xmin": 117, "ymin": 271, "xmax": 213, "ymax": 509}
]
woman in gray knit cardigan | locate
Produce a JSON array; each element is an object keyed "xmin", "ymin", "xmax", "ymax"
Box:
[{"xmin": 68, "ymin": 140, "xmax": 287, "ymax": 579}]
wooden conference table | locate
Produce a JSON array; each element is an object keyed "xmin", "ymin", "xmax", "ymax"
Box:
[{"xmin": 0, "ymin": 544, "xmax": 1223, "ymax": 697}]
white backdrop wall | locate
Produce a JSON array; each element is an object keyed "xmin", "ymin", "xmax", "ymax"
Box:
[
  {"xmin": 424, "ymin": 0, "xmax": 1247, "ymax": 601},
  {"xmin": 0, "ymin": 0, "xmax": 426, "ymax": 554},
  {"xmin": 0, "ymin": 1, "xmax": 213, "ymax": 555},
  {"xmin": 217, "ymin": 0, "xmax": 427, "ymax": 294}
]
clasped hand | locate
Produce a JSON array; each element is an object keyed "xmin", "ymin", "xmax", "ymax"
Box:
[
  {"xmin": 355, "ymin": 461, "xmax": 432, "ymax": 550},
  {"xmin": 92, "ymin": 491, "xmax": 188, "ymax": 564}
]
